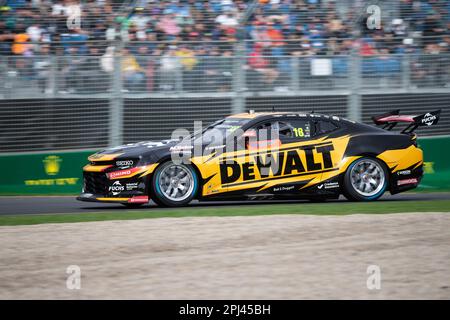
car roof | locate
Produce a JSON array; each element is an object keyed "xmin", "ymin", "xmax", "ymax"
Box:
[{"xmin": 227, "ymin": 112, "xmax": 349, "ymax": 122}]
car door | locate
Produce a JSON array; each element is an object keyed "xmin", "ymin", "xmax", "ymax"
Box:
[
  {"xmin": 222, "ymin": 117, "xmax": 320, "ymax": 195},
  {"xmin": 274, "ymin": 117, "xmax": 343, "ymax": 192}
]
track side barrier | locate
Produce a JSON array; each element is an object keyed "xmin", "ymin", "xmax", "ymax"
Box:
[
  {"xmin": 0, "ymin": 150, "xmax": 96, "ymax": 195},
  {"xmin": 0, "ymin": 136, "xmax": 449, "ymax": 195}
]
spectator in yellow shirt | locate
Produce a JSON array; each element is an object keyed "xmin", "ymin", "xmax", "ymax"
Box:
[{"xmin": 121, "ymin": 48, "xmax": 145, "ymax": 91}]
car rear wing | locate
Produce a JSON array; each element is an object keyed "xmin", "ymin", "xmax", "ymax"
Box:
[{"xmin": 372, "ymin": 109, "xmax": 441, "ymax": 133}]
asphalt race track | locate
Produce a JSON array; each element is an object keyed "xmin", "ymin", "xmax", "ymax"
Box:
[{"xmin": 0, "ymin": 192, "xmax": 449, "ymax": 215}]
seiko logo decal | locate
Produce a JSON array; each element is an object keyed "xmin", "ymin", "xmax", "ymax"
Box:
[
  {"xmin": 397, "ymin": 170, "xmax": 411, "ymax": 175},
  {"xmin": 116, "ymin": 160, "xmax": 134, "ymax": 167}
]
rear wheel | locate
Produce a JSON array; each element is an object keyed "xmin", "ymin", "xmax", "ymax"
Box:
[
  {"xmin": 151, "ymin": 161, "xmax": 198, "ymax": 207},
  {"xmin": 343, "ymin": 157, "xmax": 388, "ymax": 201}
]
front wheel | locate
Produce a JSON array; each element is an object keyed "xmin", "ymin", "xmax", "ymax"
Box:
[
  {"xmin": 343, "ymin": 157, "xmax": 388, "ymax": 201},
  {"xmin": 151, "ymin": 161, "xmax": 198, "ymax": 207}
]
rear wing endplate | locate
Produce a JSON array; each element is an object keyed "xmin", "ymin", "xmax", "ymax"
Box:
[{"xmin": 372, "ymin": 109, "xmax": 441, "ymax": 133}]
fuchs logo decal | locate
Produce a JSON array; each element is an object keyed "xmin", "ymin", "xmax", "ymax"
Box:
[
  {"xmin": 108, "ymin": 181, "xmax": 124, "ymax": 195},
  {"xmin": 220, "ymin": 143, "xmax": 334, "ymax": 185},
  {"xmin": 422, "ymin": 113, "xmax": 437, "ymax": 126}
]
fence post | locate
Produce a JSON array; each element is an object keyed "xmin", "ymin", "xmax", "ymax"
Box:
[
  {"xmin": 48, "ymin": 55, "xmax": 57, "ymax": 97},
  {"xmin": 109, "ymin": 42, "xmax": 124, "ymax": 147},
  {"xmin": 402, "ymin": 54, "xmax": 411, "ymax": 90},
  {"xmin": 175, "ymin": 57, "xmax": 183, "ymax": 93},
  {"xmin": 348, "ymin": 51, "xmax": 362, "ymax": 122},
  {"xmin": 232, "ymin": 42, "xmax": 246, "ymax": 114},
  {"xmin": 291, "ymin": 56, "xmax": 300, "ymax": 92}
]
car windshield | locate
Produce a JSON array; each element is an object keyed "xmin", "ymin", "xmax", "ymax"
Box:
[{"xmin": 193, "ymin": 118, "xmax": 251, "ymax": 144}]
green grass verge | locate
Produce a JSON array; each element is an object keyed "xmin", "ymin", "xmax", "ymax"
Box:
[{"xmin": 1, "ymin": 200, "xmax": 449, "ymax": 226}]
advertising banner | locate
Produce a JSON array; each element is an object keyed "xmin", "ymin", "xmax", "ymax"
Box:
[
  {"xmin": 0, "ymin": 136, "xmax": 448, "ymax": 195},
  {"xmin": 0, "ymin": 150, "xmax": 96, "ymax": 195},
  {"xmin": 417, "ymin": 136, "xmax": 450, "ymax": 191}
]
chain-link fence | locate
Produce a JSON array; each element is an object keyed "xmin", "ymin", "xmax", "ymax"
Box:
[{"xmin": 0, "ymin": 44, "xmax": 449, "ymax": 153}]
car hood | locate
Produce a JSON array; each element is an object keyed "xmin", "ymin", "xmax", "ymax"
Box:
[{"xmin": 90, "ymin": 140, "xmax": 180, "ymax": 160}]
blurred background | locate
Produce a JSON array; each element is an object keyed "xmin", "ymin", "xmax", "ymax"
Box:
[{"xmin": 0, "ymin": 0, "xmax": 449, "ymax": 194}]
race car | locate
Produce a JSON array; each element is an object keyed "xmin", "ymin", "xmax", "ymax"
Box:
[{"xmin": 77, "ymin": 109, "xmax": 440, "ymax": 207}]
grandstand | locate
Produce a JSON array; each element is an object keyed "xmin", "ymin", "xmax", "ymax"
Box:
[{"xmin": 0, "ymin": 0, "xmax": 449, "ymax": 151}]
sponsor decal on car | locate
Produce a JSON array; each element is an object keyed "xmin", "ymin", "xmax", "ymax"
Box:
[
  {"xmin": 397, "ymin": 170, "xmax": 411, "ymax": 175},
  {"xmin": 108, "ymin": 181, "xmax": 125, "ymax": 195},
  {"xmin": 219, "ymin": 143, "xmax": 335, "ymax": 185},
  {"xmin": 205, "ymin": 144, "xmax": 226, "ymax": 151},
  {"xmin": 127, "ymin": 196, "xmax": 149, "ymax": 203},
  {"xmin": 421, "ymin": 113, "xmax": 437, "ymax": 126},
  {"xmin": 107, "ymin": 167, "xmax": 142, "ymax": 179},
  {"xmin": 108, "ymin": 169, "xmax": 132, "ymax": 179},
  {"xmin": 317, "ymin": 182, "xmax": 340, "ymax": 190},
  {"xmin": 324, "ymin": 182, "xmax": 339, "ymax": 189},
  {"xmin": 126, "ymin": 182, "xmax": 139, "ymax": 191},
  {"xmin": 116, "ymin": 160, "xmax": 134, "ymax": 167},
  {"xmin": 273, "ymin": 185, "xmax": 295, "ymax": 192},
  {"xmin": 397, "ymin": 178, "xmax": 418, "ymax": 186},
  {"xmin": 170, "ymin": 145, "xmax": 193, "ymax": 151}
]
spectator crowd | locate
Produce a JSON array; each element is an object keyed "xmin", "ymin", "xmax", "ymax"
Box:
[{"xmin": 0, "ymin": 0, "xmax": 449, "ymax": 93}]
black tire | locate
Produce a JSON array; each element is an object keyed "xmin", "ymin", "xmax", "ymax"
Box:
[
  {"xmin": 343, "ymin": 157, "xmax": 388, "ymax": 201},
  {"xmin": 151, "ymin": 161, "xmax": 199, "ymax": 207}
]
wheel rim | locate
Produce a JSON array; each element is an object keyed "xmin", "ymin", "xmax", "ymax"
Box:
[
  {"xmin": 158, "ymin": 163, "xmax": 195, "ymax": 202},
  {"xmin": 350, "ymin": 159, "xmax": 385, "ymax": 197}
]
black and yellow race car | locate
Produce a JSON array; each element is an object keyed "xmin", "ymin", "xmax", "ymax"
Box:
[{"xmin": 77, "ymin": 109, "xmax": 440, "ymax": 207}]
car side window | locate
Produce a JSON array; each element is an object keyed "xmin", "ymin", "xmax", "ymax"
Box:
[
  {"xmin": 315, "ymin": 120, "xmax": 339, "ymax": 135},
  {"xmin": 249, "ymin": 119, "xmax": 315, "ymax": 142},
  {"xmin": 278, "ymin": 119, "xmax": 313, "ymax": 140},
  {"xmin": 253, "ymin": 121, "xmax": 278, "ymax": 140}
]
